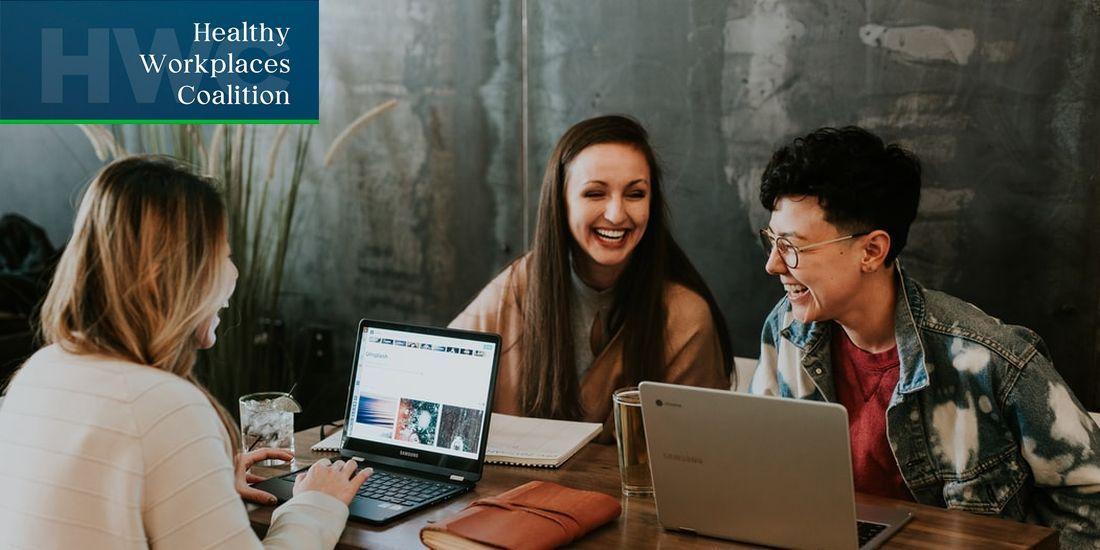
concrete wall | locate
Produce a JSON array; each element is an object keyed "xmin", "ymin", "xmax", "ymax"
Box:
[
  {"xmin": 525, "ymin": 0, "xmax": 1100, "ymax": 407},
  {"xmin": 2, "ymin": 0, "xmax": 1099, "ymax": 408},
  {"xmin": 264, "ymin": 0, "xmax": 523, "ymax": 420},
  {"xmin": 0, "ymin": 126, "xmax": 101, "ymax": 246},
  {"xmin": 287, "ymin": 0, "xmax": 521, "ymax": 334}
]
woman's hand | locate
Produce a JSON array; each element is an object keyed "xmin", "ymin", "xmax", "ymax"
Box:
[
  {"xmin": 234, "ymin": 448, "xmax": 295, "ymax": 505},
  {"xmin": 293, "ymin": 458, "xmax": 374, "ymax": 505}
]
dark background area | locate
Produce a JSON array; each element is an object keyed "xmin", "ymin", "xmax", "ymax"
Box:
[{"xmin": 3, "ymin": 0, "xmax": 1099, "ymax": 422}]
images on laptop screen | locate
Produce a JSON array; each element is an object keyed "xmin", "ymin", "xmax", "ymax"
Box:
[{"xmin": 346, "ymin": 326, "xmax": 497, "ymax": 460}]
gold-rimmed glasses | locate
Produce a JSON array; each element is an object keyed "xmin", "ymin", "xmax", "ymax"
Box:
[{"xmin": 758, "ymin": 227, "xmax": 870, "ymax": 269}]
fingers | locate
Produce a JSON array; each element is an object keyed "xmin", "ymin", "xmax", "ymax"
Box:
[
  {"xmin": 240, "ymin": 448, "xmax": 294, "ymax": 468},
  {"xmin": 239, "ymin": 486, "xmax": 279, "ymax": 505},
  {"xmin": 340, "ymin": 459, "xmax": 358, "ymax": 478},
  {"xmin": 303, "ymin": 457, "xmax": 364, "ymax": 481},
  {"xmin": 308, "ymin": 458, "xmax": 331, "ymax": 473},
  {"xmin": 352, "ymin": 466, "xmax": 373, "ymax": 487},
  {"xmin": 245, "ymin": 473, "xmax": 265, "ymax": 484},
  {"xmin": 263, "ymin": 448, "xmax": 295, "ymax": 461}
]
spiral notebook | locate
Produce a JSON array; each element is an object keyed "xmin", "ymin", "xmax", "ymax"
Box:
[
  {"xmin": 311, "ymin": 429, "xmax": 347, "ymax": 452},
  {"xmin": 312, "ymin": 413, "xmax": 602, "ymax": 468},
  {"xmin": 484, "ymin": 413, "xmax": 602, "ymax": 468}
]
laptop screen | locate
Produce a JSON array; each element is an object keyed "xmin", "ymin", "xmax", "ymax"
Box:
[{"xmin": 341, "ymin": 320, "xmax": 500, "ymax": 478}]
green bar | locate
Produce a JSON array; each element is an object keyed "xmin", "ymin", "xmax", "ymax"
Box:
[{"xmin": 0, "ymin": 119, "xmax": 319, "ymax": 125}]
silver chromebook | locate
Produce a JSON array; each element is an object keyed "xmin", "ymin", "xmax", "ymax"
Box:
[{"xmin": 639, "ymin": 382, "xmax": 911, "ymax": 550}]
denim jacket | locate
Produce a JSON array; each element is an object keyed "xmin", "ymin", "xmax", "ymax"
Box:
[{"xmin": 749, "ymin": 267, "xmax": 1100, "ymax": 548}]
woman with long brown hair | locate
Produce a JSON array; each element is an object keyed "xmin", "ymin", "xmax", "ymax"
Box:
[
  {"xmin": 0, "ymin": 156, "xmax": 370, "ymax": 549},
  {"xmin": 451, "ymin": 115, "xmax": 732, "ymax": 432}
]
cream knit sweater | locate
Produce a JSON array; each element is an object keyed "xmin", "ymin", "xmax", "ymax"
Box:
[{"xmin": 0, "ymin": 344, "xmax": 347, "ymax": 549}]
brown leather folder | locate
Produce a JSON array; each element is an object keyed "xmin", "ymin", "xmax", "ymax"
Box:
[{"xmin": 420, "ymin": 480, "xmax": 622, "ymax": 550}]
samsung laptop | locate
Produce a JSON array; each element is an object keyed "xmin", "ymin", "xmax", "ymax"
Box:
[
  {"xmin": 639, "ymin": 382, "xmax": 911, "ymax": 549},
  {"xmin": 253, "ymin": 319, "xmax": 500, "ymax": 524}
]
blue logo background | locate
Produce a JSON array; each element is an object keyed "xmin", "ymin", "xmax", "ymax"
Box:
[{"xmin": 0, "ymin": 0, "xmax": 319, "ymax": 121}]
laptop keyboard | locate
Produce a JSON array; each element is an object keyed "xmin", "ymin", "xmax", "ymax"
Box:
[
  {"xmin": 857, "ymin": 521, "xmax": 887, "ymax": 546},
  {"xmin": 279, "ymin": 466, "xmax": 461, "ymax": 507},
  {"xmin": 355, "ymin": 470, "xmax": 459, "ymax": 506}
]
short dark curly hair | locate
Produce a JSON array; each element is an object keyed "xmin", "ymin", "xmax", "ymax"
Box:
[{"xmin": 759, "ymin": 126, "xmax": 921, "ymax": 264}]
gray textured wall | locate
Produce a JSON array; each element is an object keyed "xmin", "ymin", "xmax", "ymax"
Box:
[
  {"xmin": 2, "ymin": 0, "xmax": 1099, "ymax": 409},
  {"xmin": 286, "ymin": 0, "xmax": 521, "ymax": 332},
  {"xmin": 269, "ymin": 0, "xmax": 523, "ymax": 420},
  {"xmin": 525, "ymin": 0, "xmax": 1100, "ymax": 407},
  {"xmin": 0, "ymin": 126, "xmax": 101, "ymax": 245}
]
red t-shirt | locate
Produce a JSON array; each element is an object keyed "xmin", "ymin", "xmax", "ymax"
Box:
[{"xmin": 831, "ymin": 328, "xmax": 913, "ymax": 501}]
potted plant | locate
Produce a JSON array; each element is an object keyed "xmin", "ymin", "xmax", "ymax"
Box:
[{"xmin": 76, "ymin": 100, "xmax": 396, "ymax": 410}]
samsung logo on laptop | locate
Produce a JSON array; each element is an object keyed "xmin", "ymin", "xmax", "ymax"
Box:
[
  {"xmin": 663, "ymin": 452, "xmax": 703, "ymax": 464},
  {"xmin": 399, "ymin": 450, "xmax": 419, "ymax": 459}
]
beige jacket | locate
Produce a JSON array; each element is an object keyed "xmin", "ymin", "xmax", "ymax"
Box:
[{"xmin": 450, "ymin": 255, "xmax": 729, "ymax": 439}]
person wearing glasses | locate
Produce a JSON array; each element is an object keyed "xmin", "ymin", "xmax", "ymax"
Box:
[
  {"xmin": 750, "ymin": 126, "xmax": 1100, "ymax": 546},
  {"xmin": 451, "ymin": 115, "xmax": 732, "ymax": 435}
]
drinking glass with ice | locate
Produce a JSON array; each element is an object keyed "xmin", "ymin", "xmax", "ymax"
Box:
[{"xmin": 239, "ymin": 392, "xmax": 301, "ymax": 466}]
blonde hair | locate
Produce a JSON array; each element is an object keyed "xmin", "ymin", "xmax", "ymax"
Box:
[{"xmin": 40, "ymin": 155, "xmax": 241, "ymax": 452}]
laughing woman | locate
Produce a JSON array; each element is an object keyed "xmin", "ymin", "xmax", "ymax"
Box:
[
  {"xmin": 451, "ymin": 115, "xmax": 732, "ymax": 433},
  {"xmin": 0, "ymin": 157, "xmax": 370, "ymax": 549}
]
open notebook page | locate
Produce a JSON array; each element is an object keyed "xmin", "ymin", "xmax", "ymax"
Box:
[{"xmin": 485, "ymin": 413, "xmax": 602, "ymax": 467}]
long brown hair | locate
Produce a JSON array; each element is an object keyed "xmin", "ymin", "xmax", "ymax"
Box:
[
  {"xmin": 521, "ymin": 115, "xmax": 733, "ymax": 419},
  {"xmin": 39, "ymin": 155, "xmax": 241, "ymax": 452}
]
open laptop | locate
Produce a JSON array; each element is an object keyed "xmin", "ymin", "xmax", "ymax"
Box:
[
  {"xmin": 639, "ymin": 382, "xmax": 911, "ymax": 549},
  {"xmin": 253, "ymin": 319, "xmax": 500, "ymax": 524}
]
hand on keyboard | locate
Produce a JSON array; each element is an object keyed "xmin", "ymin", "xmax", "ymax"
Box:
[{"xmin": 293, "ymin": 458, "xmax": 374, "ymax": 505}]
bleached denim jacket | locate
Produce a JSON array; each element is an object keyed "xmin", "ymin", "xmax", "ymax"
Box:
[{"xmin": 749, "ymin": 267, "xmax": 1100, "ymax": 548}]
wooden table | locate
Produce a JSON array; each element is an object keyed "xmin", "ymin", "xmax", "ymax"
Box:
[{"xmin": 248, "ymin": 425, "xmax": 1059, "ymax": 549}]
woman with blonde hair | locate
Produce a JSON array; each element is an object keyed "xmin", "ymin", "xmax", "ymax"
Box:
[{"xmin": 0, "ymin": 156, "xmax": 370, "ymax": 549}]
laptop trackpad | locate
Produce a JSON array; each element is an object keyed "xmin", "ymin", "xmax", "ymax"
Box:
[
  {"xmin": 349, "ymin": 496, "xmax": 406, "ymax": 522},
  {"xmin": 254, "ymin": 474, "xmax": 404, "ymax": 522}
]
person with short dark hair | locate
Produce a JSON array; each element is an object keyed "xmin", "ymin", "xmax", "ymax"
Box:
[{"xmin": 750, "ymin": 126, "xmax": 1100, "ymax": 546}]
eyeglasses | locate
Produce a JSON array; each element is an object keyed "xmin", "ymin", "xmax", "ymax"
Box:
[{"xmin": 758, "ymin": 227, "xmax": 870, "ymax": 269}]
